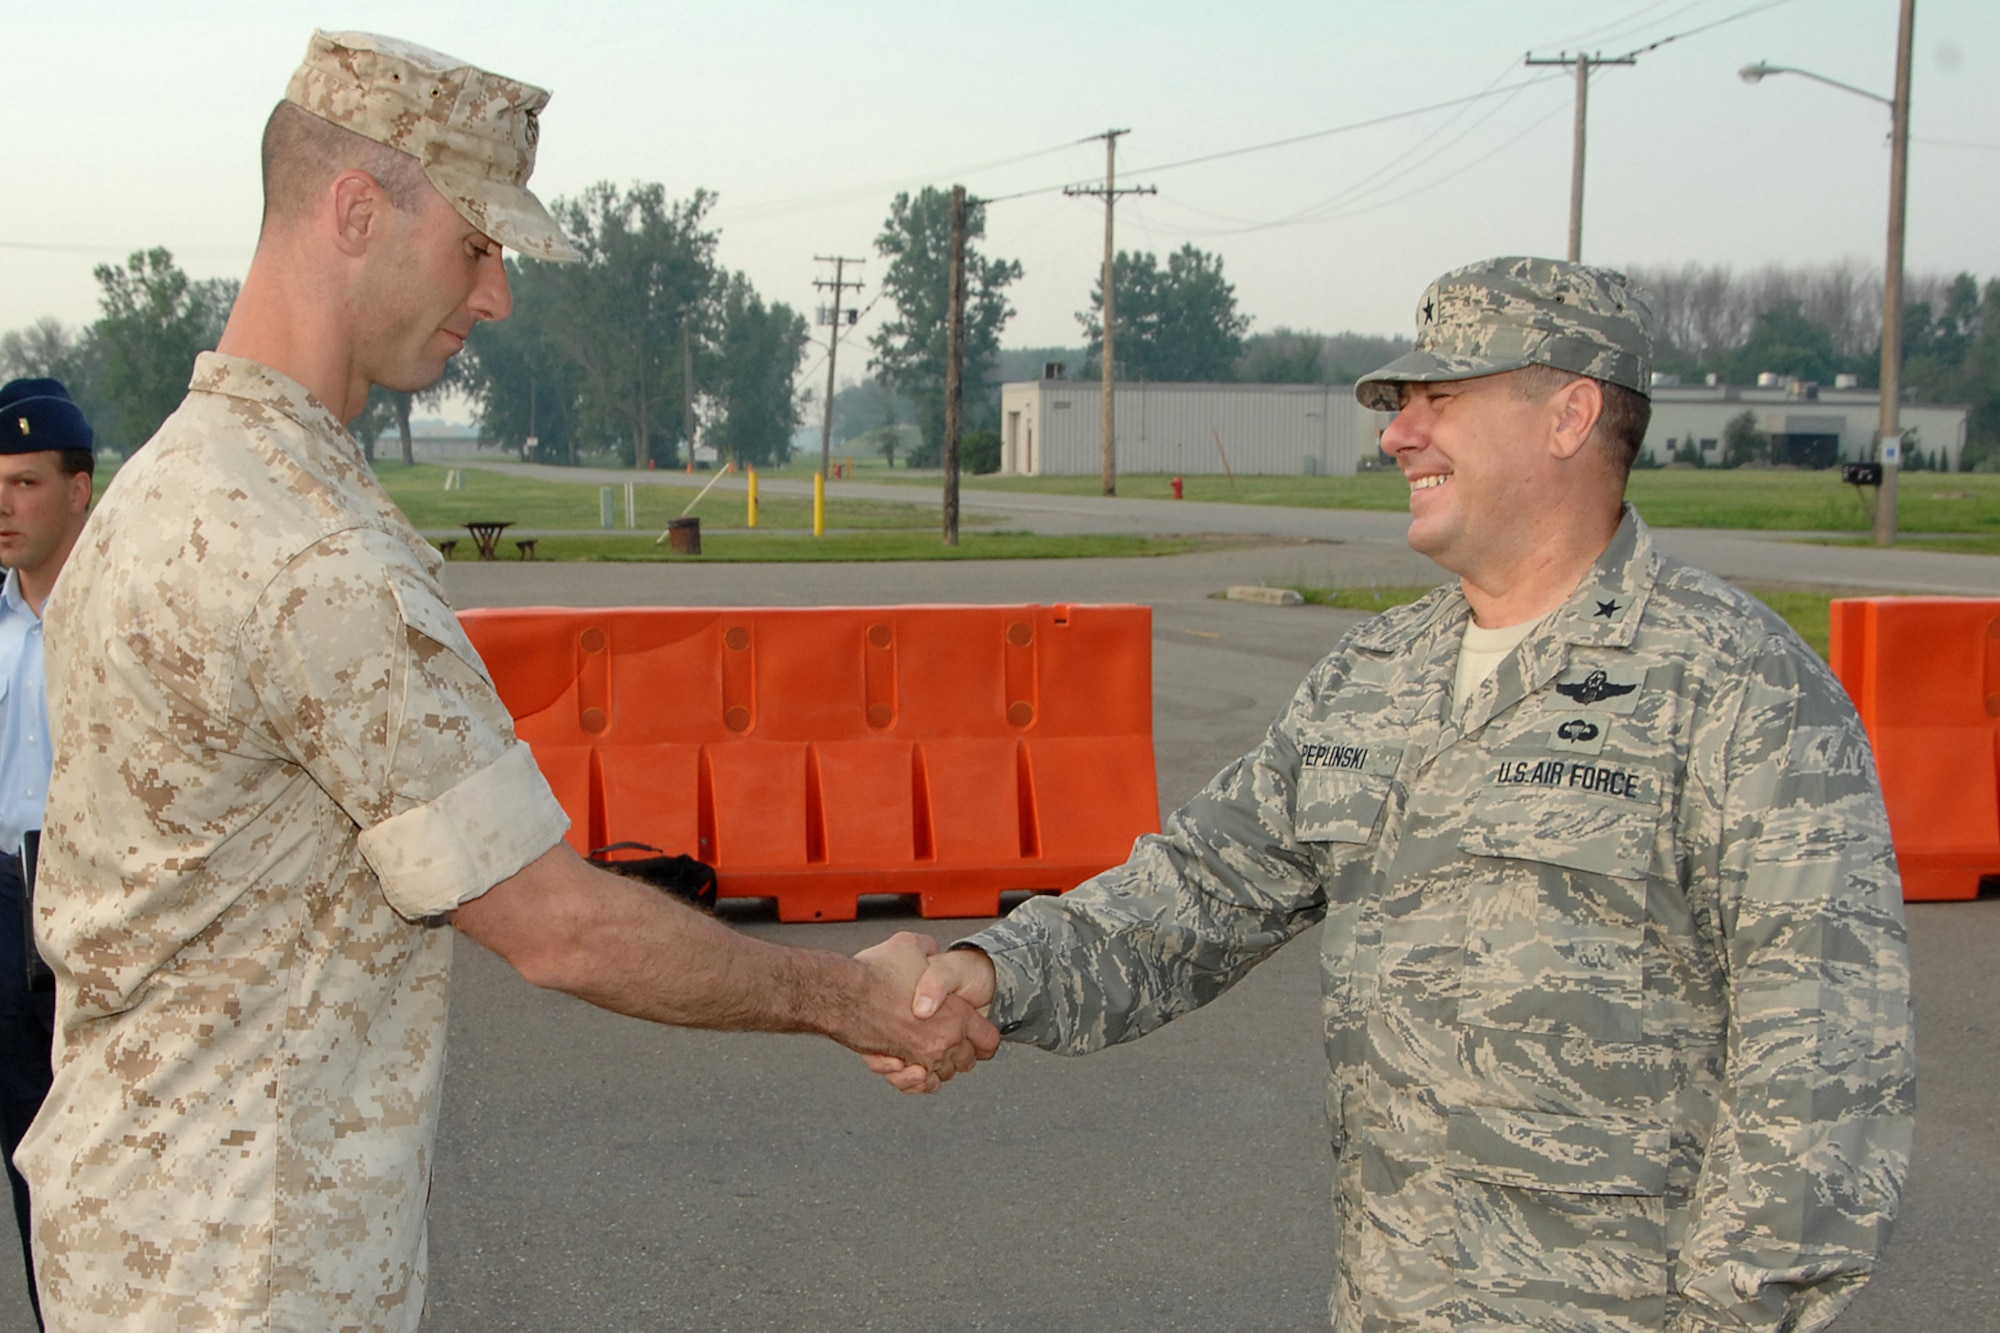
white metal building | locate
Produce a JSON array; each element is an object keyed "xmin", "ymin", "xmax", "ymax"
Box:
[
  {"xmin": 1000, "ymin": 378, "xmax": 1392, "ymax": 477},
  {"xmin": 1646, "ymin": 380, "xmax": 1969, "ymax": 470},
  {"xmin": 1001, "ymin": 374, "xmax": 1972, "ymax": 476}
]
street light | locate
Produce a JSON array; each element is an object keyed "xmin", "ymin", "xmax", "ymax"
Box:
[
  {"xmin": 1737, "ymin": 61, "xmax": 1893, "ymax": 108},
  {"xmin": 1740, "ymin": 0, "xmax": 1915, "ymax": 547}
]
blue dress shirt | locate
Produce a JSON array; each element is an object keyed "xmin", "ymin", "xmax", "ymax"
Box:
[{"xmin": 0, "ymin": 570, "xmax": 51, "ymax": 858}]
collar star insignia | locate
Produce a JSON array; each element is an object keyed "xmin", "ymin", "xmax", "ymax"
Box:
[{"xmin": 1594, "ymin": 598, "xmax": 1622, "ymax": 618}]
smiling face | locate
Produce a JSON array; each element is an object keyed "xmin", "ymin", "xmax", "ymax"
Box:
[
  {"xmin": 1379, "ymin": 371, "xmax": 1567, "ymax": 580},
  {"xmin": 351, "ymin": 181, "xmax": 513, "ymax": 394}
]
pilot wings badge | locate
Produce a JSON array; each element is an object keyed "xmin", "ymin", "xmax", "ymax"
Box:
[{"xmin": 1555, "ymin": 668, "xmax": 1638, "ymax": 707}]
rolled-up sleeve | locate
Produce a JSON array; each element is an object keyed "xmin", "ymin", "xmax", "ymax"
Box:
[{"xmin": 246, "ymin": 527, "xmax": 570, "ymax": 918}]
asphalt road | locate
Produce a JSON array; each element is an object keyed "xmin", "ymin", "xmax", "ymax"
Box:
[{"xmin": 1, "ymin": 502, "xmax": 1990, "ymax": 1330}]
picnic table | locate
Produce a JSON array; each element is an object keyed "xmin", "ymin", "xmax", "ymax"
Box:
[{"xmin": 463, "ymin": 520, "xmax": 514, "ymax": 560}]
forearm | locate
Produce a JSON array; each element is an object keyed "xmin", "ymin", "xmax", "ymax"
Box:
[
  {"xmin": 457, "ymin": 844, "xmax": 899, "ymax": 1051},
  {"xmin": 973, "ymin": 803, "xmax": 1325, "ymax": 1053}
]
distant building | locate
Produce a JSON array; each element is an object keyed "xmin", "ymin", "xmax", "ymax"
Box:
[
  {"xmin": 1000, "ymin": 372, "xmax": 1971, "ymax": 476},
  {"xmin": 1645, "ymin": 376, "xmax": 1968, "ymax": 470},
  {"xmin": 999, "ymin": 376, "xmax": 1390, "ymax": 477}
]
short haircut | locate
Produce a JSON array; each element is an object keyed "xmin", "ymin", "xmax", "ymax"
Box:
[
  {"xmin": 260, "ymin": 101, "xmax": 431, "ymax": 227},
  {"xmin": 1510, "ymin": 364, "xmax": 1652, "ymax": 477},
  {"xmin": 58, "ymin": 448, "xmax": 95, "ymax": 480}
]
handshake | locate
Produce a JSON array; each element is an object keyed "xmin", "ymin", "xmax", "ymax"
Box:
[{"xmin": 847, "ymin": 931, "xmax": 1002, "ymax": 1094}]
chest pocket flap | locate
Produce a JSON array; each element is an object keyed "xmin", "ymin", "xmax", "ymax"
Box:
[
  {"xmin": 1455, "ymin": 784, "xmax": 1660, "ymax": 1041},
  {"xmin": 1295, "ymin": 740, "xmax": 1402, "ymax": 845}
]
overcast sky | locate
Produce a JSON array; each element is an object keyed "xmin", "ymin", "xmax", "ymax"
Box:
[{"xmin": 6, "ymin": 0, "xmax": 1996, "ymax": 397}]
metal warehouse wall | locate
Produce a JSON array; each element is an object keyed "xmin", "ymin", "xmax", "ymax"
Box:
[
  {"xmin": 1001, "ymin": 381, "xmax": 1392, "ymax": 477},
  {"xmin": 1645, "ymin": 394, "xmax": 1968, "ymax": 469}
]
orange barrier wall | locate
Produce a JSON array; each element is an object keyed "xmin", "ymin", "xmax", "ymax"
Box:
[
  {"xmin": 458, "ymin": 605, "xmax": 1159, "ymax": 921},
  {"xmin": 1830, "ymin": 597, "xmax": 2000, "ymax": 901}
]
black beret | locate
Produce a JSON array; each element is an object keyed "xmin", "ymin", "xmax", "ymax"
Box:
[{"xmin": 0, "ymin": 378, "xmax": 95, "ymax": 454}]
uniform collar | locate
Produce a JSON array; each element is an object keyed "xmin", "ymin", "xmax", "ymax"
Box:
[
  {"xmin": 0, "ymin": 568, "xmax": 28, "ymax": 619},
  {"xmin": 187, "ymin": 352, "xmax": 361, "ymax": 460},
  {"xmin": 1543, "ymin": 503, "xmax": 1654, "ymax": 651}
]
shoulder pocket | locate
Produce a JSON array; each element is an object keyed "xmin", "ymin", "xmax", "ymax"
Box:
[{"xmin": 385, "ymin": 566, "xmax": 492, "ymax": 684}]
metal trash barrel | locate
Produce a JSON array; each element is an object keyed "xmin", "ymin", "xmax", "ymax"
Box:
[{"xmin": 667, "ymin": 516, "xmax": 702, "ymax": 555}]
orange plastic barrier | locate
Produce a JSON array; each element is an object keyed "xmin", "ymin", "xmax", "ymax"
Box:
[
  {"xmin": 1830, "ymin": 597, "xmax": 2000, "ymax": 901},
  {"xmin": 458, "ymin": 605, "xmax": 1159, "ymax": 921}
]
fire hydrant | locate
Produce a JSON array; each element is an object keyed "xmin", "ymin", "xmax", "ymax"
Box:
[{"xmin": 1171, "ymin": 476, "xmax": 1184, "ymax": 500}]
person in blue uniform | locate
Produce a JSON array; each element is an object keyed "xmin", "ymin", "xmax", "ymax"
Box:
[{"xmin": 0, "ymin": 378, "xmax": 95, "ymax": 1330}]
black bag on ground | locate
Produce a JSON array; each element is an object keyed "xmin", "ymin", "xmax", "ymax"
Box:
[{"xmin": 587, "ymin": 842, "xmax": 718, "ymax": 912}]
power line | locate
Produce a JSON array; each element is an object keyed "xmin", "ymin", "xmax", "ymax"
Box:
[{"xmin": 1611, "ymin": 0, "xmax": 1805, "ymax": 60}]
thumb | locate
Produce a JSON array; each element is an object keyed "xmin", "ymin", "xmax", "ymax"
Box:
[{"xmin": 912, "ymin": 960, "xmax": 957, "ymax": 1019}]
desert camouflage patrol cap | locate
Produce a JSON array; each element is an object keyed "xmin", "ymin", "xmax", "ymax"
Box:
[
  {"xmin": 1354, "ymin": 256, "xmax": 1654, "ymax": 411},
  {"xmin": 284, "ymin": 30, "xmax": 580, "ymax": 264}
]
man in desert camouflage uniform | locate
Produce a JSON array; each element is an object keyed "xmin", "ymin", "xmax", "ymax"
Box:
[
  {"xmin": 21, "ymin": 31, "xmax": 995, "ymax": 1331},
  {"xmin": 876, "ymin": 257, "xmax": 1915, "ymax": 1331}
]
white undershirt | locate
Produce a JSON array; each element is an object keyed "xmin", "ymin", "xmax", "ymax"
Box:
[{"xmin": 1454, "ymin": 616, "xmax": 1539, "ymax": 713}]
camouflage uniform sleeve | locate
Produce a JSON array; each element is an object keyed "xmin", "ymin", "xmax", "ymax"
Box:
[
  {"xmin": 967, "ymin": 663, "xmax": 1336, "ymax": 1053},
  {"xmin": 1669, "ymin": 634, "xmax": 1915, "ymax": 1333},
  {"xmin": 245, "ymin": 528, "xmax": 569, "ymax": 919}
]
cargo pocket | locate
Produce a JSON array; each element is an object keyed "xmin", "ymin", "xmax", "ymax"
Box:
[
  {"xmin": 1455, "ymin": 785, "xmax": 1658, "ymax": 1042},
  {"xmin": 1447, "ymin": 1104, "xmax": 1669, "ymax": 1315}
]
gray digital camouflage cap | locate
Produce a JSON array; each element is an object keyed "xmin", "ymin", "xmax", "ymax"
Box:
[
  {"xmin": 1354, "ymin": 256, "xmax": 1655, "ymax": 411},
  {"xmin": 284, "ymin": 30, "xmax": 581, "ymax": 264}
]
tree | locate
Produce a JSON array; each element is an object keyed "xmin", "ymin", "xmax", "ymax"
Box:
[
  {"xmin": 542, "ymin": 183, "xmax": 721, "ymax": 468},
  {"xmin": 1715, "ymin": 300, "xmax": 1842, "ymax": 386},
  {"xmin": 90, "ymin": 248, "xmax": 237, "ymax": 449},
  {"xmin": 706, "ymin": 273, "xmax": 808, "ymax": 469},
  {"xmin": 1721, "ymin": 410, "xmax": 1768, "ymax": 469},
  {"xmin": 870, "ymin": 188, "xmax": 1020, "ymax": 459},
  {"xmin": 460, "ymin": 257, "xmax": 588, "ymax": 464},
  {"xmin": 1078, "ymin": 243, "xmax": 1249, "ymax": 383}
]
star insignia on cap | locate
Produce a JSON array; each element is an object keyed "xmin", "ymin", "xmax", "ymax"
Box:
[
  {"xmin": 15, "ymin": 417, "xmax": 26, "ymax": 436},
  {"xmin": 1594, "ymin": 599, "xmax": 1623, "ymax": 618},
  {"xmin": 1421, "ymin": 297, "xmax": 1435, "ymax": 324}
]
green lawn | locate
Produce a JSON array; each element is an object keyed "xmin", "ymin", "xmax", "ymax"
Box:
[
  {"xmin": 373, "ymin": 462, "xmax": 946, "ymax": 533},
  {"xmin": 938, "ymin": 469, "xmax": 2000, "ymax": 534},
  {"xmin": 1275, "ymin": 580, "xmax": 1905, "ymax": 661},
  {"xmin": 451, "ymin": 530, "xmax": 1211, "ymax": 563}
]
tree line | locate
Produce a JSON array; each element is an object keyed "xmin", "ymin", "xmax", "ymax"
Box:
[{"xmin": 7, "ymin": 208, "xmax": 1994, "ymax": 474}]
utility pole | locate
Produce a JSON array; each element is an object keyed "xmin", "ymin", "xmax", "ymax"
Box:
[
  {"xmin": 1875, "ymin": 0, "xmax": 1916, "ymax": 546},
  {"xmin": 813, "ymin": 255, "xmax": 865, "ymax": 482},
  {"xmin": 681, "ymin": 311, "xmax": 695, "ymax": 470},
  {"xmin": 942, "ymin": 186, "xmax": 967, "ymax": 547},
  {"xmin": 1523, "ymin": 51, "xmax": 1636, "ymax": 261},
  {"xmin": 1066, "ymin": 130, "xmax": 1154, "ymax": 495}
]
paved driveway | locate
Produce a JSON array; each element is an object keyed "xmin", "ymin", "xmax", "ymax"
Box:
[{"xmin": 0, "ymin": 517, "xmax": 1986, "ymax": 1330}]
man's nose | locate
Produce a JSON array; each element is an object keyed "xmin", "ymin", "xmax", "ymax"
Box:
[
  {"xmin": 1379, "ymin": 402, "xmax": 1423, "ymax": 456},
  {"xmin": 472, "ymin": 250, "xmax": 513, "ymax": 324}
]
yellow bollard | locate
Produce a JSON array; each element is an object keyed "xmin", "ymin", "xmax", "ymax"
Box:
[
  {"xmin": 813, "ymin": 471, "xmax": 825, "ymax": 536},
  {"xmin": 747, "ymin": 466, "xmax": 759, "ymax": 529}
]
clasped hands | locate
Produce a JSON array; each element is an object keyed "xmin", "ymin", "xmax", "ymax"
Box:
[{"xmin": 852, "ymin": 931, "xmax": 999, "ymax": 1094}]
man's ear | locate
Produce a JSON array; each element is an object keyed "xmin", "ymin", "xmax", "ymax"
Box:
[
  {"xmin": 329, "ymin": 170, "xmax": 387, "ymax": 258},
  {"xmin": 1548, "ymin": 376, "xmax": 1605, "ymax": 462},
  {"xmin": 68, "ymin": 470, "xmax": 94, "ymax": 516}
]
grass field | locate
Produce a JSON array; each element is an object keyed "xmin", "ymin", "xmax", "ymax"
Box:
[
  {"xmin": 476, "ymin": 531, "xmax": 1211, "ymax": 562},
  {"xmin": 931, "ymin": 468, "xmax": 2000, "ymax": 534},
  {"xmin": 373, "ymin": 462, "xmax": 943, "ymax": 533},
  {"xmin": 1279, "ymin": 580, "xmax": 1874, "ymax": 661}
]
